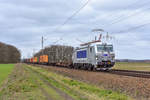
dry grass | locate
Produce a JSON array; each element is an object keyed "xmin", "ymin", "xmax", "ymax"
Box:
[{"xmin": 113, "ymin": 62, "xmax": 150, "ymax": 71}]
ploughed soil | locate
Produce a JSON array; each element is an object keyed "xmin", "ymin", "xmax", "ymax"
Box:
[{"xmin": 37, "ymin": 65, "xmax": 150, "ymax": 100}]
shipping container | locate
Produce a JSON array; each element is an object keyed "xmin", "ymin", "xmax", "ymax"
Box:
[
  {"xmin": 33, "ymin": 57, "xmax": 38, "ymax": 63},
  {"xmin": 40, "ymin": 55, "xmax": 48, "ymax": 63},
  {"xmin": 43, "ymin": 55, "xmax": 48, "ymax": 63},
  {"xmin": 40, "ymin": 55, "xmax": 43, "ymax": 63}
]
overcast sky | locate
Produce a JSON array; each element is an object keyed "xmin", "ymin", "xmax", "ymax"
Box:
[{"xmin": 0, "ymin": 0, "xmax": 150, "ymax": 59}]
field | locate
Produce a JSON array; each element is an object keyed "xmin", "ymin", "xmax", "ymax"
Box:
[
  {"xmin": 113, "ymin": 62, "xmax": 150, "ymax": 71},
  {"xmin": 0, "ymin": 64, "xmax": 14, "ymax": 86},
  {"xmin": 0, "ymin": 64, "xmax": 132, "ymax": 100},
  {"xmin": 1, "ymin": 63, "xmax": 150, "ymax": 100}
]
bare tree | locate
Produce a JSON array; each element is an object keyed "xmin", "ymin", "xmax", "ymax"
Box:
[{"xmin": 34, "ymin": 45, "xmax": 74, "ymax": 64}]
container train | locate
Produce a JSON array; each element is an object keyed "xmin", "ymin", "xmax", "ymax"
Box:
[{"xmin": 25, "ymin": 38, "xmax": 115, "ymax": 71}]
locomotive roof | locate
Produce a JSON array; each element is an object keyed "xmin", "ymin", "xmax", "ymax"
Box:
[
  {"xmin": 76, "ymin": 42, "xmax": 113, "ymax": 50},
  {"xmin": 82, "ymin": 42, "xmax": 112, "ymax": 46}
]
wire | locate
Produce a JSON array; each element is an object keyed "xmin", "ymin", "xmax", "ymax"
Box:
[
  {"xmin": 76, "ymin": 38, "xmax": 85, "ymax": 43},
  {"xmin": 105, "ymin": 1, "xmax": 150, "ymax": 27},
  {"xmin": 51, "ymin": 0, "xmax": 91, "ymax": 45},
  {"xmin": 53, "ymin": 38, "xmax": 63, "ymax": 44},
  {"xmin": 113, "ymin": 22, "xmax": 150, "ymax": 34},
  {"xmin": 53, "ymin": 0, "xmax": 91, "ymax": 33},
  {"xmin": 100, "ymin": 0, "xmax": 142, "ymax": 26},
  {"xmin": 100, "ymin": 0, "xmax": 150, "ymax": 28},
  {"xmin": 109, "ymin": 8, "xmax": 150, "ymax": 26},
  {"xmin": 44, "ymin": 0, "xmax": 91, "ymax": 46}
]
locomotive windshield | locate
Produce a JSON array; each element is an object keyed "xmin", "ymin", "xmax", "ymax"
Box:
[{"xmin": 97, "ymin": 45, "xmax": 113, "ymax": 52}]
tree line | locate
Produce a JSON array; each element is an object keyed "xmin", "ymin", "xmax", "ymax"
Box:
[
  {"xmin": 34, "ymin": 45, "xmax": 74, "ymax": 63},
  {"xmin": 0, "ymin": 42, "xmax": 21, "ymax": 63}
]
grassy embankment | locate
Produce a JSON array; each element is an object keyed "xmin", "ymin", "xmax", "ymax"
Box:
[
  {"xmin": 0, "ymin": 64, "xmax": 14, "ymax": 86},
  {"xmin": 0, "ymin": 64, "xmax": 133, "ymax": 100},
  {"xmin": 113, "ymin": 62, "xmax": 150, "ymax": 71},
  {"xmin": 26, "ymin": 64, "xmax": 132, "ymax": 100}
]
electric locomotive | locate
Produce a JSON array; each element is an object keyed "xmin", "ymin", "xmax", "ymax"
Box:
[{"xmin": 72, "ymin": 40, "xmax": 115, "ymax": 71}]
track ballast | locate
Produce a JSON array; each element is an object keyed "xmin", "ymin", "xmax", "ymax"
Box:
[
  {"xmin": 30, "ymin": 64, "xmax": 150, "ymax": 79},
  {"xmin": 109, "ymin": 69, "xmax": 150, "ymax": 78}
]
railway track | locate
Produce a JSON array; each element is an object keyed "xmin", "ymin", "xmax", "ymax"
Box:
[
  {"xmin": 109, "ymin": 69, "xmax": 150, "ymax": 78},
  {"xmin": 30, "ymin": 64, "xmax": 150, "ymax": 79}
]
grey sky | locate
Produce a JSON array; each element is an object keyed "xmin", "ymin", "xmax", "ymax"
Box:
[{"xmin": 0, "ymin": 0, "xmax": 150, "ymax": 59}]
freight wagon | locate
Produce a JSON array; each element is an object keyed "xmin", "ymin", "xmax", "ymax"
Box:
[{"xmin": 26, "ymin": 45, "xmax": 74, "ymax": 67}]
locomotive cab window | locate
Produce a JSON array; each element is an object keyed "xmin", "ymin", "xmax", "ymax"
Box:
[
  {"xmin": 97, "ymin": 45, "xmax": 113, "ymax": 52},
  {"xmin": 90, "ymin": 47, "xmax": 92, "ymax": 53}
]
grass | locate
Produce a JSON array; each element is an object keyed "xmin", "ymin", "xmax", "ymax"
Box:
[
  {"xmin": 0, "ymin": 64, "xmax": 14, "ymax": 86},
  {"xmin": 0, "ymin": 64, "xmax": 45, "ymax": 100},
  {"xmin": 0, "ymin": 64, "xmax": 64, "ymax": 100},
  {"xmin": 113, "ymin": 62, "xmax": 150, "ymax": 71},
  {"xmin": 25, "ymin": 65, "xmax": 86, "ymax": 100},
  {"xmin": 0, "ymin": 64, "xmax": 134, "ymax": 100},
  {"xmin": 28, "ymin": 65, "xmax": 133, "ymax": 100},
  {"xmin": 24, "ymin": 66, "xmax": 65, "ymax": 100}
]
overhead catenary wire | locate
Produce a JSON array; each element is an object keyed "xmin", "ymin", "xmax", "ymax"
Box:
[
  {"xmin": 53, "ymin": 0, "xmax": 91, "ymax": 33},
  {"xmin": 113, "ymin": 22, "xmax": 150, "ymax": 34},
  {"xmin": 103, "ymin": 1, "xmax": 150, "ymax": 27},
  {"xmin": 49, "ymin": 0, "xmax": 148, "ymax": 45},
  {"xmin": 51, "ymin": 0, "xmax": 91, "ymax": 45},
  {"xmin": 45, "ymin": 0, "xmax": 150, "ymax": 46},
  {"xmin": 100, "ymin": 0, "xmax": 142, "ymax": 26},
  {"xmin": 109, "ymin": 8, "xmax": 150, "ymax": 27},
  {"xmin": 42, "ymin": 0, "xmax": 91, "ymax": 47}
]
